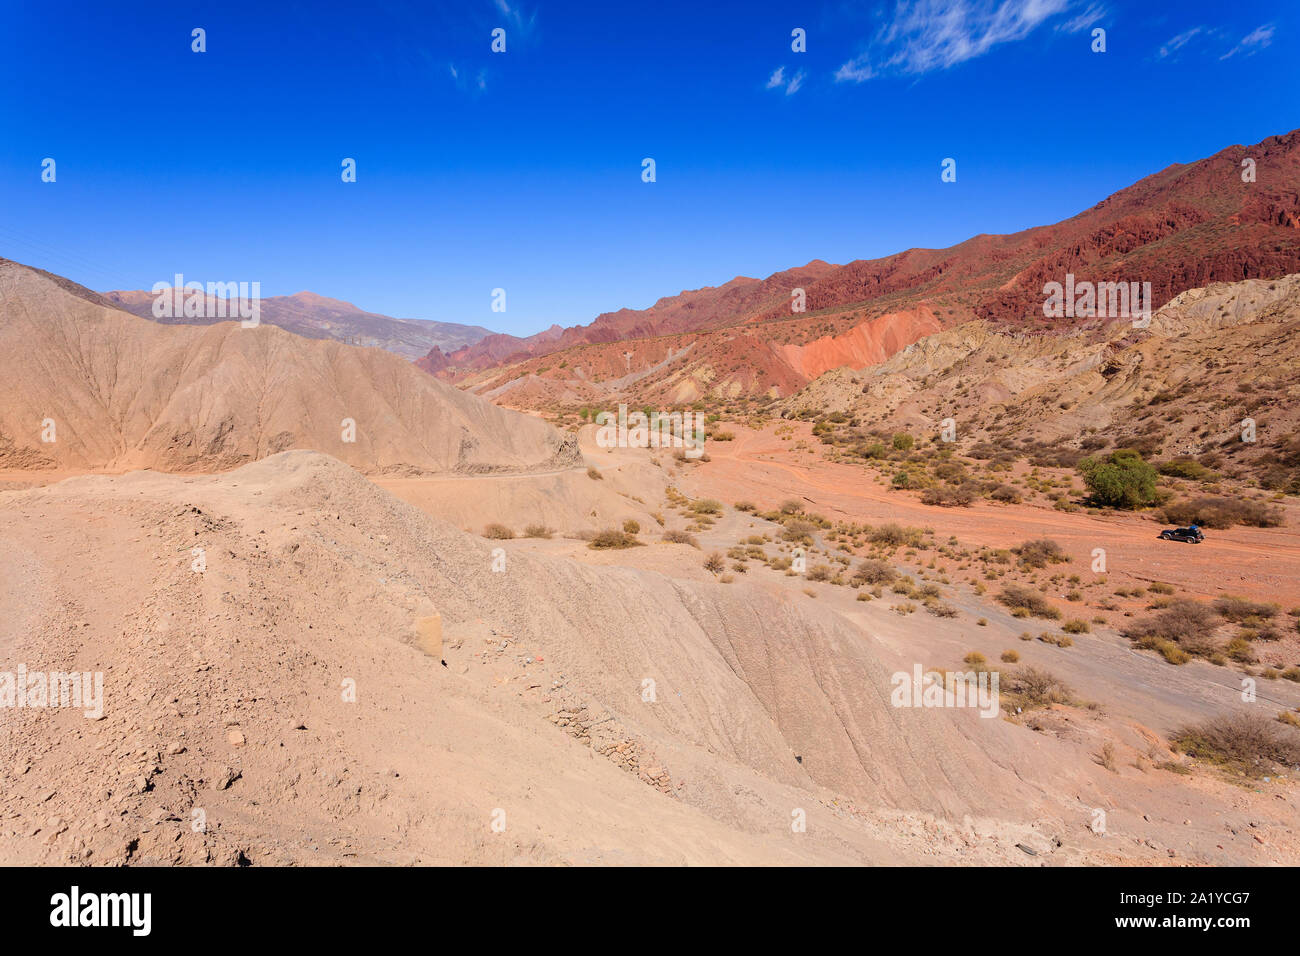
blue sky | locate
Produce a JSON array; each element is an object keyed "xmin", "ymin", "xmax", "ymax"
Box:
[{"xmin": 1, "ymin": 0, "xmax": 1296, "ymax": 336}]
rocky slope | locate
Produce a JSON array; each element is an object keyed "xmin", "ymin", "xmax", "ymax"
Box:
[
  {"xmin": 5, "ymin": 450, "xmax": 1284, "ymax": 865},
  {"xmin": 104, "ymin": 288, "xmax": 491, "ymax": 361},
  {"xmin": 787, "ymin": 272, "xmax": 1300, "ymax": 489},
  {"xmin": 0, "ymin": 259, "xmax": 576, "ymax": 475}
]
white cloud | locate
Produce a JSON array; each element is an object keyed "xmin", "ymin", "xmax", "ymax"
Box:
[
  {"xmin": 834, "ymin": 55, "xmax": 875, "ymax": 83},
  {"xmin": 835, "ymin": 0, "xmax": 1078, "ymax": 83},
  {"xmin": 1220, "ymin": 23, "xmax": 1274, "ymax": 60},
  {"xmin": 765, "ymin": 65, "xmax": 805, "ymax": 95},
  {"xmin": 1157, "ymin": 27, "xmax": 1203, "ymax": 59},
  {"xmin": 1056, "ymin": 2, "xmax": 1106, "ymax": 34}
]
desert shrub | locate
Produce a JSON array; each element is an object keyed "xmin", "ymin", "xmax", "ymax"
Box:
[
  {"xmin": 622, "ymin": 519, "xmax": 641, "ymax": 535},
  {"xmin": 522, "ymin": 523, "xmax": 552, "ymax": 538},
  {"xmin": 483, "ymin": 523, "xmax": 515, "ymax": 540},
  {"xmin": 868, "ymin": 523, "xmax": 924, "ymax": 548},
  {"xmin": 1078, "ymin": 449, "xmax": 1158, "ymax": 508},
  {"xmin": 996, "ymin": 585, "xmax": 1062, "ymax": 620},
  {"xmin": 589, "ymin": 529, "xmax": 640, "ymax": 549},
  {"xmin": 733, "ymin": 500, "xmax": 757, "ymax": 512},
  {"xmin": 962, "ymin": 651, "xmax": 987, "ymax": 669},
  {"xmin": 1157, "ymin": 458, "xmax": 1218, "ymax": 481},
  {"xmin": 1148, "ymin": 582, "xmax": 1176, "ymax": 595},
  {"xmin": 1160, "ymin": 496, "xmax": 1284, "ymax": 529},
  {"xmin": 1001, "ymin": 649, "xmax": 1020, "ymax": 663},
  {"xmin": 921, "ymin": 484, "xmax": 977, "ymax": 507},
  {"xmin": 1171, "ymin": 714, "xmax": 1300, "ymax": 776},
  {"xmin": 586, "ymin": 466, "xmax": 603, "ymax": 480},
  {"xmin": 778, "ymin": 499, "xmax": 803, "ymax": 515},
  {"xmin": 1123, "ymin": 599, "xmax": 1220, "ymax": 653},
  {"xmin": 662, "ymin": 529, "xmax": 699, "ymax": 548},
  {"xmin": 806, "ymin": 564, "xmax": 833, "ymax": 582},
  {"xmin": 925, "ymin": 601, "xmax": 958, "ymax": 617},
  {"xmin": 1061, "ymin": 619, "xmax": 1090, "ymax": 634},
  {"xmin": 989, "ymin": 484, "xmax": 1022, "ymax": 504},
  {"xmin": 891, "ymin": 469, "xmax": 931, "ymax": 490},
  {"xmin": 703, "ymin": 552, "xmax": 726, "ymax": 573},
  {"xmin": 851, "ymin": 558, "xmax": 896, "ymax": 586},
  {"xmin": 1212, "ymin": 596, "xmax": 1279, "ymax": 623},
  {"xmin": 1005, "ymin": 666, "xmax": 1072, "ymax": 709},
  {"xmin": 689, "ymin": 498, "xmax": 723, "ymax": 514},
  {"xmin": 781, "ymin": 518, "xmax": 817, "ymax": 542},
  {"xmin": 892, "ymin": 433, "xmax": 914, "ymax": 451},
  {"xmin": 1225, "ymin": 637, "xmax": 1257, "ymax": 663},
  {"xmin": 1013, "ymin": 538, "xmax": 1069, "ymax": 569},
  {"xmin": 932, "ymin": 461, "xmax": 969, "ymax": 482},
  {"xmin": 1156, "ymin": 641, "xmax": 1191, "ymax": 664}
]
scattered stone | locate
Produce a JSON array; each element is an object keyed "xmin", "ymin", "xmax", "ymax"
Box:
[{"xmin": 215, "ymin": 767, "xmax": 242, "ymax": 791}]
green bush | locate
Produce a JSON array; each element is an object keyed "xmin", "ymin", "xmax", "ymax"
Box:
[{"xmin": 1078, "ymin": 449, "xmax": 1158, "ymax": 509}]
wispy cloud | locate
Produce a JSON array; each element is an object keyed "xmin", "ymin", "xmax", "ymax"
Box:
[
  {"xmin": 765, "ymin": 65, "xmax": 805, "ymax": 95},
  {"xmin": 1220, "ymin": 23, "xmax": 1274, "ymax": 60},
  {"xmin": 835, "ymin": 0, "xmax": 1082, "ymax": 83},
  {"xmin": 1055, "ymin": 2, "xmax": 1107, "ymax": 34},
  {"xmin": 1157, "ymin": 26, "xmax": 1204, "ymax": 59}
]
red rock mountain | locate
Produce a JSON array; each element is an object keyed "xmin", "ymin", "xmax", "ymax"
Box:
[
  {"xmin": 428, "ymin": 128, "xmax": 1300, "ymax": 407},
  {"xmin": 420, "ymin": 261, "xmax": 839, "ymax": 375}
]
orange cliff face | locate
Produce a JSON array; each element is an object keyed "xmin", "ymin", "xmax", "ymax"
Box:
[{"xmin": 776, "ymin": 305, "xmax": 943, "ymax": 380}]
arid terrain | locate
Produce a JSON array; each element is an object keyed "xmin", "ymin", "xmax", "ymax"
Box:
[{"xmin": 3, "ymin": 130, "xmax": 1300, "ymax": 868}]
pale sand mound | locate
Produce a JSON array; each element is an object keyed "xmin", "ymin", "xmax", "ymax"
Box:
[
  {"xmin": 0, "ymin": 259, "xmax": 577, "ymax": 475},
  {"xmin": 374, "ymin": 423, "xmax": 672, "ymax": 536},
  {"xmin": 0, "ymin": 450, "xmax": 1167, "ymax": 866}
]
